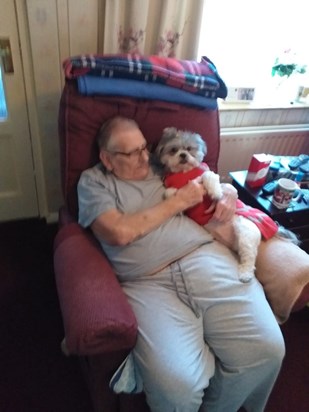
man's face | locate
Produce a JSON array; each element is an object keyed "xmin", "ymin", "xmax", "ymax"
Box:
[{"xmin": 100, "ymin": 125, "xmax": 150, "ymax": 180}]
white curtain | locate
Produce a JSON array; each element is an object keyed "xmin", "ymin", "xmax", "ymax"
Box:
[{"xmin": 102, "ymin": 0, "xmax": 204, "ymax": 60}]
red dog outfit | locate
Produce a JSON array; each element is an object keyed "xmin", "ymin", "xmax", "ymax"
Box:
[{"xmin": 164, "ymin": 163, "xmax": 278, "ymax": 240}]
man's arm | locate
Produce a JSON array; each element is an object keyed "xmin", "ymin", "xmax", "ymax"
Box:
[{"xmin": 91, "ymin": 179, "xmax": 205, "ymax": 246}]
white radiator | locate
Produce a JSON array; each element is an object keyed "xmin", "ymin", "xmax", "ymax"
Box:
[{"xmin": 218, "ymin": 125, "xmax": 309, "ymax": 182}]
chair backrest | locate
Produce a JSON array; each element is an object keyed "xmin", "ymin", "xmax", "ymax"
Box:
[{"xmin": 58, "ymin": 79, "xmax": 221, "ymax": 219}]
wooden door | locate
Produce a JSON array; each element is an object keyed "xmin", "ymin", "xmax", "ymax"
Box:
[{"xmin": 0, "ymin": 0, "xmax": 38, "ymax": 222}]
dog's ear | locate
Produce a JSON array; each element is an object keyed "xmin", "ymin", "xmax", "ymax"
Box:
[
  {"xmin": 201, "ymin": 137, "xmax": 207, "ymax": 156},
  {"xmin": 162, "ymin": 127, "xmax": 177, "ymax": 139},
  {"xmin": 156, "ymin": 126, "xmax": 181, "ymax": 158},
  {"xmin": 156, "ymin": 127, "xmax": 178, "ymax": 156},
  {"xmin": 155, "ymin": 137, "xmax": 166, "ymax": 157},
  {"xmin": 195, "ymin": 133, "xmax": 207, "ymax": 156},
  {"xmin": 155, "ymin": 142, "xmax": 164, "ymax": 157}
]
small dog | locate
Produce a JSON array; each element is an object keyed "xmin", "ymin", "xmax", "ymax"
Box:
[{"xmin": 156, "ymin": 127, "xmax": 299, "ymax": 283}]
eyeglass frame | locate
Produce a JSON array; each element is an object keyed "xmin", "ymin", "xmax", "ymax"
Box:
[{"xmin": 104, "ymin": 142, "xmax": 149, "ymax": 159}]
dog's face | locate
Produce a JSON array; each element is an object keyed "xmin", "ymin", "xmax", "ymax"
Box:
[{"xmin": 155, "ymin": 127, "xmax": 207, "ymax": 173}]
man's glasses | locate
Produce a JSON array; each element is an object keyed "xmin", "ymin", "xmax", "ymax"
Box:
[{"xmin": 107, "ymin": 143, "xmax": 148, "ymax": 160}]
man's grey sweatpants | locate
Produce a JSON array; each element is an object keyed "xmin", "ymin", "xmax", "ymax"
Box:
[{"xmin": 121, "ymin": 241, "xmax": 285, "ymax": 412}]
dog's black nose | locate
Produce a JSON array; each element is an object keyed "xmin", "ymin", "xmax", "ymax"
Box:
[{"xmin": 179, "ymin": 152, "xmax": 188, "ymax": 164}]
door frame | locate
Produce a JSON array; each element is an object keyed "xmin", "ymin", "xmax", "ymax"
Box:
[{"xmin": 14, "ymin": 1, "xmax": 48, "ymax": 219}]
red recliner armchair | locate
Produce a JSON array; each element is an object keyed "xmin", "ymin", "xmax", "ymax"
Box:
[
  {"xmin": 54, "ymin": 75, "xmax": 222, "ymax": 412},
  {"xmin": 54, "ymin": 62, "xmax": 309, "ymax": 412}
]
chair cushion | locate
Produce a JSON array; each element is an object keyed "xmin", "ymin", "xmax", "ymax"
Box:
[
  {"xmin": 58, "ymin": 80, "xmax": 220, "ymax": 218},
  {"xmin": 256, "ymin": 238, "xmax": 309, "ymax": 323}
]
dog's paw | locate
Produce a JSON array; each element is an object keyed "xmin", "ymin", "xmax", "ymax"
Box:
[
  {"xmin": 164, "ymin": 187, "xmax": 177, "ymax": 199},
  {"xmin": 202, "ymin": 171, "xmax": 223, "ymax": 200},
  {"xmin": 239, "ymin": 273, "xmax": 253, "ymax": 283}
]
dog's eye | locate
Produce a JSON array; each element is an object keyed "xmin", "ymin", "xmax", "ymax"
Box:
[
  {"xmin": 186, "ymin": 146, "xmax": 192, "ymax": 152},
  {"xmin": 169, "ymin": 147, "xmax": 178, "ymax": 155}
]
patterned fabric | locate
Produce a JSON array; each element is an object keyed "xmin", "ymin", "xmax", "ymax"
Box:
[
  {"xmin": 236, "ymin": 200, "xmax": 278, "ymax": 240},
  {"xmin": 63, "ymin": 54, "xmax": 227, "ymax": 99}
]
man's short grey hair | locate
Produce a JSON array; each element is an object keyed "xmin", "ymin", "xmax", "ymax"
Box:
[{"xmin": 97, "ymin": 116, "xmax": 139, "ymax": 151}]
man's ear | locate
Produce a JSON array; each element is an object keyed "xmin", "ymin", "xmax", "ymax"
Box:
[{"xmin": 99, "ymin": 150, "xmax": 113, "ymax": 171}]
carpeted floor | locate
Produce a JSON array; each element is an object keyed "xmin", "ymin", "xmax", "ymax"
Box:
[
  {"xmin": 0, "ymin": 219, "xmax": 308, "ymax": 412},
  {"xmin": 0, "ymin": 219, "xmax": 92, "ymax": 412}
]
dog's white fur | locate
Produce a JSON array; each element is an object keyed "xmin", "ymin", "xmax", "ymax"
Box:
[{"xmin": 156, "ymin": 127, "xmax": 264, "ymax": 283}]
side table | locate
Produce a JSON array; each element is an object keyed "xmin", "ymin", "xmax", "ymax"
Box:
[{"xmin": 230, "ymin": 170, "xmax": 309, "ymax": 253}]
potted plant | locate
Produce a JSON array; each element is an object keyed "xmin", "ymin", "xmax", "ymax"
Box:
[{"xmin": 271, "ymin": 49, "xmax": 307, "ymax": 103}]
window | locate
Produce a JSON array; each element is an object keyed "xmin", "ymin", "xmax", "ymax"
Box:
[
  {"xmin": 197, "ymin": 0, "xmax": 309, "ymax": 106},
  {"xmin": 0, "ymin": 65, "xmax": 8, "ymax": 120}
]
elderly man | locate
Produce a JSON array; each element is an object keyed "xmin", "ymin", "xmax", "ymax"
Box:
[{"xmin": 78, "ymin": 116, "xmax": 284, "ymax": 412}]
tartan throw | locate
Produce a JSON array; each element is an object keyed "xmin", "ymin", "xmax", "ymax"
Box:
[{"xmin": 63, "ymin": 54, "xmax": 227, "ymax": 99}]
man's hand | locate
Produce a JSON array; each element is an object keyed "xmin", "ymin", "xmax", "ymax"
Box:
[
  {"xmin": 175, "ymin": 177, "xmax": 206, "ymax": 210},
  {"xmin": 205, "ymin": 183, "xmax": 238, "ymax": 223}
]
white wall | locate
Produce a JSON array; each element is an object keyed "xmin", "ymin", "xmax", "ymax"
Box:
[{"xmin": 19, "ymin": 0, "xmax": 309, "ymax": 220}]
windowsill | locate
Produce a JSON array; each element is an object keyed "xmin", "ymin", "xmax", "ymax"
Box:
[{"xmin": 218, "ymin": 100, "xmax": 309, "ymax": 111}]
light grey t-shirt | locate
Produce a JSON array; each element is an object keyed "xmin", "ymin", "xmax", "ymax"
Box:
[{"xmin": 78, "ymin": 163, "xmax": 213, "ymax": 281}]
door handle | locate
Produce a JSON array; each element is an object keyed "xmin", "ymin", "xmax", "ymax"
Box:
[{"xmin": 0, "ymin": 38, "xmax": 14, "ymax": 73}]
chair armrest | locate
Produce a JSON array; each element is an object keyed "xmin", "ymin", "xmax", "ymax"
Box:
[
  {"xmin": 256, "ymin": 237, "xmax": 309, "ymax": 323},
  {"xmin": 53, "ymin": 222, "xmax": 138, "ymax": 355}
]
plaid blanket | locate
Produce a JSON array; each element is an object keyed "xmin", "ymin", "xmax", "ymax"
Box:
[{"xmin": 63, "ymin": 54, "xmax": 227, "ymax": 99}]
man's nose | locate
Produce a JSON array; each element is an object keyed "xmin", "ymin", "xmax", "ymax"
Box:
[{"xmin": 141, "ymin": 148, "xmax": 149, "ymax": 160}]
